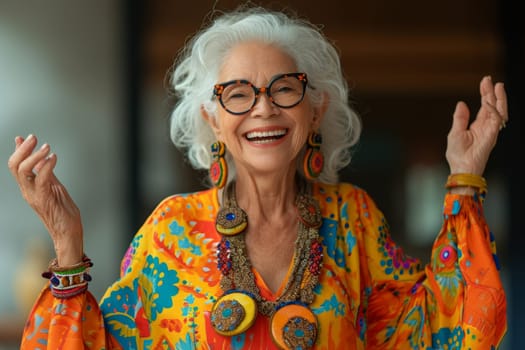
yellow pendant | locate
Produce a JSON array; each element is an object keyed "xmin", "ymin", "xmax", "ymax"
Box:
[
  {"xmin": 211, "ymin": 291, "xmax": 257, "ymax": 336},
  {"xmin": 215, "ymin": 207, "xmax": 248, "ymax": 236}
]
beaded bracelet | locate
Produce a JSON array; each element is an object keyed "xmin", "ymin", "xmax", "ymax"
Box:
[
  {"xmin": 48, "ymin": 270, "xmax": 92, "ymax": 289},
  {"xmin": 42, "ymin": 255, "xmax": 93, "ymax": 299},
  {"xmin": 46, "ymin": 255, "xmax": 93, "ymax": 273},
  {"xmin": 50, "ymin": 284, "xmax": 89, "ymax": 299},
  {"xmin": 445, "ymin": 173, "xmax": 487, "ymax": 196}
]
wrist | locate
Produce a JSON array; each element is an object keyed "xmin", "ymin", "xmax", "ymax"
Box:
[
  {"xmin": 448, "ymin": 186, "xmax": 476, "ymax": 195},
  {"xmin": 54, "ymin": 241, "xmax": 84, "ymax": 267}
]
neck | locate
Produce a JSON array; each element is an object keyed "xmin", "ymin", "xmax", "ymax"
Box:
[
  {"xmin": 231, "ymin": 170, "xmax": 299, "ymax": 223},
  {"xmin": 213, "ymin": 175, "xmax": 322, "ymax": 321}
]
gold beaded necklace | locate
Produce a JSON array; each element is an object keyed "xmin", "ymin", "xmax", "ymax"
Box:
[{"xmin": 211, "ymin": 177, "xmax": 324, "ymax": 349}]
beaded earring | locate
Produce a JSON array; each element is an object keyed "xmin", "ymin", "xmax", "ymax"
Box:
[
  {"xmin": 210, "ymin": 141, "xmax": 228, "ymax": 189},
  {"xmin": 303, "ymin": 131, "xmax": 324, "ymax": 180}
]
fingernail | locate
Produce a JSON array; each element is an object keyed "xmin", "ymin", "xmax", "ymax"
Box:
[
  {"xmin": 46, "ymin": 153, "xmax": 55, "ymax": 160},
  {"xmin": 26, "ymin": 134, "xmax": 34, "ymax": 140},
  {"xmin": 39, "ymin": 143, "xmax": 49, "ymax": 151}
]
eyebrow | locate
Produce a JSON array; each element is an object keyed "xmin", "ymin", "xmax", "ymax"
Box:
[{"xmin": 219, "ymin": 72, "xmax": 293, "ymax": 85}]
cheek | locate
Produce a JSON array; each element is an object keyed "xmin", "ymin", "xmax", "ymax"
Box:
[
  {"xmin": 214, "ymin": 114, "xmax": 236, "ymax": 136},
  {"xmin": 291, "ymin": 127, "xmax": 310, "ymax": 152},
  {"xmin": 217, "ymin": 118, "xmax": 244, "ymax": 147}
]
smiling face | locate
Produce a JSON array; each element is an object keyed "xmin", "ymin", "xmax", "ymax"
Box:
[{"xmin": 204, "ymin": 41, "xmax": 323, "ymax": 179}]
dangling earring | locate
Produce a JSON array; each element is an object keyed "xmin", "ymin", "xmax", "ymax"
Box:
[
  {"xmin": 210, "ymin": 141, "xmax": 228, "ymax": 189},
  {"xmin": 303, "ymin": 131, "xmax": 324, "ymax": 180}
]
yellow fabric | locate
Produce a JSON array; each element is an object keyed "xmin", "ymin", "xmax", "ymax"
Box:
[{"xmin": 20, "ymin": 182, "xmax": 507, "ymax": 349}]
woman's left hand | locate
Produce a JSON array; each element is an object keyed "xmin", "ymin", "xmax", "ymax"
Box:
[{"xmin": 445, "ymin": 76, "xmax": 508, "ymax": 176}]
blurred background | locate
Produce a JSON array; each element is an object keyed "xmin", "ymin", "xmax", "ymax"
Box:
[{"xmin": 0, "ymin": 0, "xmax": 521, "ymax": 348}]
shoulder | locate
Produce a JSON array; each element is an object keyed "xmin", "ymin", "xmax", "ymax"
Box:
[
  {"xmin": 145, "ymin": 187, "xmax": 219, "ymax": 224},
  {"xmin": 313, "ymin": 181, "xmax": 374, "ymax": 203},
  {"xmin": 313, "ymin": 181, "xmax": 382, "ymax": 218},
  {"xmin": 157, "ymin": 187, "xmax": 218, "ymax": 207}
]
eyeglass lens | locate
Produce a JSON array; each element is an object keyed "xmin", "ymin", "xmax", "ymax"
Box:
[{"xmin": 217, "ymin": 74, "xmax": 306, "ymax": 114}]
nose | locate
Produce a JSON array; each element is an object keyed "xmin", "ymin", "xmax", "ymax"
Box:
[{"xmin": 251, "ymin": 90, "xmax": 278, "ymax": 117}]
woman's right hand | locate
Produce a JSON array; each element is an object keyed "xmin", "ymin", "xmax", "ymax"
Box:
[{"xmin": 7, "ymin": 134, "xmax": 84, "ymax": 266}]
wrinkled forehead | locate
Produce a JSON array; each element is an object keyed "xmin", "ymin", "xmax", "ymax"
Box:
[{"xmin": 217, "ymin": 40, "xmax": 298, "ymax": 83}]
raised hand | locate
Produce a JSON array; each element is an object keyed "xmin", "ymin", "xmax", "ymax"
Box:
[
  {"xmin": 446, "ymin": 76, "xmax": 508, "ymax": 176},
  {"xmin": 7, "ymin": 134, "xmax": 84, "ymax": 266}
]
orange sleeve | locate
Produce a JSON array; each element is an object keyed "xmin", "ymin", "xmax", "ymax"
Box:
[
  {"xmin": 20, "ymin": 285, "xmax": 111, "ymax": 349},
  {"xmin": 356, "ymin": 190, "xmax": 506, "ymax": 348}
]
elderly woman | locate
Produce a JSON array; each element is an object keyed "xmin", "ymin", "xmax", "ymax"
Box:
[{"xmin": 9, "ymin": 6, "xmax": 507, "ymax": 350}]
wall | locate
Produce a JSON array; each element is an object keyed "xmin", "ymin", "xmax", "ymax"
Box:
[{"xmin": 0, "ymin": 0, "xmax": 125, "ymax": 347}]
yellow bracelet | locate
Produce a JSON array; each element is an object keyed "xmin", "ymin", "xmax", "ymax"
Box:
[{"xmin": 445, "ymin": 173, "xmax": 487, "ymax": 195}]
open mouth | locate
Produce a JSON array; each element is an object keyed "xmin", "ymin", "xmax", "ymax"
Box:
[{"xmin": 244, "ymin": 129, "xmax": 288, "ymax": 144}]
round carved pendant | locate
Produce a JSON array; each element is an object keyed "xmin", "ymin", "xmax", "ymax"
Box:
[
  {"xmin": 296, "ymin": 196, "xmax": 322, "ymax": 228},
  {"xmin": 216, "ymin": 207, "xmax": 248, "ymax": 236},
  {"xmin": 211, "ymin": 291, "xmax": 257, "ymax": 336},
  {"xmin": 270, "ymin": 303, "xmax": 318, "ymax": 349}
]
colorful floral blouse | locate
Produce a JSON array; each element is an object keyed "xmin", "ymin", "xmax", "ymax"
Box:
[{"xmin": 21, "ymin": 182, "xmax": 507, "ymax": 349}]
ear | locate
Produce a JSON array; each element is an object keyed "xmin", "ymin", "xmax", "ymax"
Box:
[
  {"xmin": 201, "ymin": 105, "xmax": 222, "ymax": 139},
  {"xmin": 312, "ymin": 92, "xmax": 329, "ymax": 130}
]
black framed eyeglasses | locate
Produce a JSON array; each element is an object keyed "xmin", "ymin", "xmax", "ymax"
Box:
[{"xmin": 213, "ymin": 72, "xmax": 308, "ymax": 115}]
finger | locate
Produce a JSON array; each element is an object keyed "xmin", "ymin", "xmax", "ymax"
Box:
[
  {"xmin": 17, "ymin": 143, "xmax": 50, "ymax": 180},
  {"xmin": 449, "ymin": 101, "xmax": 470, "ymax": 134},
  {"xmin": 15, "ymin": 136, "xmax": 24, "ymax": 149},
  {"xmin": 483, "ymin": 100, "xmax": 505, "ymax": 131},
  {"xmin": 33, "ymin": 153, "xmax": 50, "ymax": 173},
  {"xmin": 480, "ymin": 76, "xmax": 496, "ymax": 107},
  {"xmin": 494, "ymin": 82, "xmax": 508, "ymax": 123},
  {"xmin": 8, "ymin": 134, "xmax": 38, "ymax": 178},
  {"xmin": 34, "ymin": 153, "xmax": 58, "ymax": 184}
]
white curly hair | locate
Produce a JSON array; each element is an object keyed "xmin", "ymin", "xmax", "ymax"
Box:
[{"xmin": 169, "ymin": 5, "xmax": 361, "ymax": 185}]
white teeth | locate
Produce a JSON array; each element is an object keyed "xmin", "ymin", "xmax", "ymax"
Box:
[
  {"xmin": 245, "ymin": 129, "xmax": 287, "ymax": 139},
  {"xmin": 251, "ymin": 138, "xmax": 277, "ymax": 144}
]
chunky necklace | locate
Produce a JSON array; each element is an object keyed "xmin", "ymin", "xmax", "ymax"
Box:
[{"xmin": 211, "ymin": 177, "xmax": 323, "ymax": 349}]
